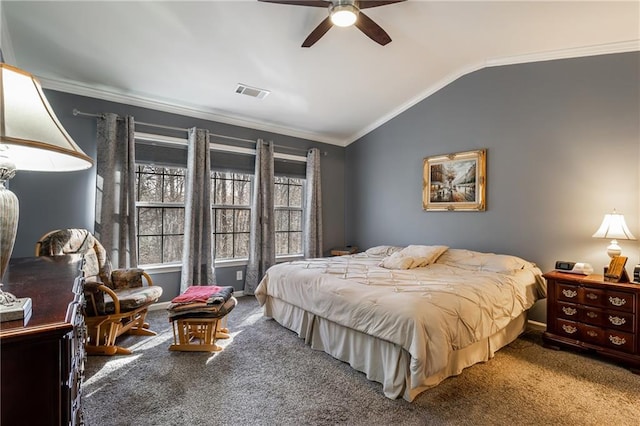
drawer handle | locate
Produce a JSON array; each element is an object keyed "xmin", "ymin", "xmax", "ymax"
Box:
[
  {"xmin": 609, "ymin": 296, "xmax": 626, "ymax": 307},
  {"xmin": 562, "ymin": 289, "xmax": 578, "ymax": 298},
  {"xmin": 586, "ymin": 293, "xmax": 598, "ymax": 300},
  {"xmin": 609, "ymin": 335, "xmax": 626, "ymax": 346},
  {"xmin": 608, "ymin": 316, "xmax": 626, "ymax": 326},
  {"xmin": 586, "ymin": 330, "xmax": 598, "ymax": 337},
  {"xmin": 586, "ymin": 312, "xmax": 598, "ymax": 319},
  {"xmin": 562, "ymin": 306, "xmax": 577, "ymax": 316},
  {"xmin": 562, "ymin": 324, "xmax": 578, "ymax": 334}
]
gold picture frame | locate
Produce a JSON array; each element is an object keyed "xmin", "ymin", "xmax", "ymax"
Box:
[{"xmin": 423, "ymin": 149, "xmax": 486, "ymax": 211}]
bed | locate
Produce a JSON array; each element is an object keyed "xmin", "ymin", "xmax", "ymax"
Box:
[{"xmin": 255, "ymin": 245, "xmax": 546, "ymax": 401}]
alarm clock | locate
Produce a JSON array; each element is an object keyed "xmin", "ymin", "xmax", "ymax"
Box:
[
  {"xmin": 555, "ymin": 261, "xmax": 593, "ymax": 275},
  {"xmin": 633, "ymin": 264, "xmax": 640, "ymax": 283},
  {"xmin": 555, "ymin": 261, "xmax": 576, "ymax": 271}
]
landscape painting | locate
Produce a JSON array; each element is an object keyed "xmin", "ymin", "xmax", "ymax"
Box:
[{"xmin": 423, "ymin": 149, "xmax": 486, "ymax": 211}]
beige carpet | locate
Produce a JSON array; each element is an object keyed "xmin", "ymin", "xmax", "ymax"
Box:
[{"xmin": 83, "ymin": 296, "xmax": 640, "ymax": 425}]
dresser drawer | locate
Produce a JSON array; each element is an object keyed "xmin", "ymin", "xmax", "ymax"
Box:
[
  {"xmin": 556, "ymin": 319, "xmax": 581, "ymax": 339},
  {"xmin": 582, "ymin": 286, "xmax": 634, "ymax": 312},
  {"xmin": 581, "ymin": 324, "xmax": 606, "ymax": 345},
  {"xmin": 557, "ymin": 302, "xmax": 580, "ymax": 320},
  {"xmin": 556, "ymin": 282, "xmax": 580, "ymax": 303},
  {"xmin": 605, "ymin": 330, "xmax": 635, "ymax": 354},
  {"xmin": 581, "ymin": 307, "xmax": 635, "ymax": 333}
]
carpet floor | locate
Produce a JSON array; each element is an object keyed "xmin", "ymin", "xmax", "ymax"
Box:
[{"xmin": 83, "ymin": 296, "xmax": 640, "ymax": 426}]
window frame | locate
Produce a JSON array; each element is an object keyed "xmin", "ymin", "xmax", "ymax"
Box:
[{"xmin": 133, "ymin": 133, "xmax": 309, "ymax": 269}]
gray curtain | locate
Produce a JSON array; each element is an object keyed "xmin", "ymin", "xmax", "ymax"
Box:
[
  {"xmin": 95, "ymin": 113, "xmax": 137, "ymax": 268},
  {"xmin": 245, "ymin": 139, "xmax": 275, "ymax": 295},
  {"xmin": 181, "ymin": 128, "xmax": 216, "ymax": 292},
  {"xmin": 304, "ymin": 148, "xmax": 323, "ymax": 258}
]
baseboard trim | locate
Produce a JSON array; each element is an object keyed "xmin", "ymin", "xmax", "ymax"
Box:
[{"xmin": 527, "ymin": 320, "xmax": 546, "ymax": 329}]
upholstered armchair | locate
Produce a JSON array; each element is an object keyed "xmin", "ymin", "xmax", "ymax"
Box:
[{"xmin": 35, "ymin": 229, "xmax": 163, "ymax": 355}]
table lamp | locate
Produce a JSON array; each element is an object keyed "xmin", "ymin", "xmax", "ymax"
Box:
[
  {"xmin": 0, "ymin": 59, "xmax": 93, "ymax": 319},
  {"xmin": 591, "ymin": 209, "xmax": 636, "ymax": 258}
]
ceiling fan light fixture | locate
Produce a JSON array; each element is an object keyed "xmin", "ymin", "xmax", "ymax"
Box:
[{"xmin": 330, "ymin": 4, "xmax": 358, "ymax": 27}]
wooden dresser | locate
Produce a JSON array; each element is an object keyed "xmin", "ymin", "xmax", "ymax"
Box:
[
  {"xmin": 0, "ymin": 256, "xmax": 86, "ymax": 426},
  {"xmin": 542, "ymin": 270, "xmax": 640, "ymax": 373}
]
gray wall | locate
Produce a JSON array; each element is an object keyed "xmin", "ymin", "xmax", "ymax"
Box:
[
  {"xmin": 346, "ymin": 52, "xmax": 640, "ymax": 321},
  {"xmin": 10, "ymin": 91, "xmax": 345, "ymax": 301}
]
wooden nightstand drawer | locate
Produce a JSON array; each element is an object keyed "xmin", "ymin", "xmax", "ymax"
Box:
[
  {"xmin": 557, "ymin": 302, "xmax": 580, "ymax": 320},
  {"xmin": 605, "ymin": 330, "xmax": 635, "ymax": 354},
  {"xmin": 582, "ymin": 286, "xmax": 635, "ymax": 312},
  {"xmin": 580, "ymin": 307, "xmax": 635, "ymax": 333},
  {"xmin": 556, "ymin": 282, "xmax": 580, "ymax": 302},
  {"xmin": 582, "ymin": 324, "xmax": 606, "ymax": 345},
  {"xmin": 556, "ymin": 319, "xmax": 581, "ymax": 339}
]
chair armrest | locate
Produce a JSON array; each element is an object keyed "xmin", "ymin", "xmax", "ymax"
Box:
[
  {"xmin": 85, "ymin": 281, "xmax": 121, "ymax": 315},
  {"xmin": 142, "ymin": 271, "xmax": 153, "ymax": 286}
]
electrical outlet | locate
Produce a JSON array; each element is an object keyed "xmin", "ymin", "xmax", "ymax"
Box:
[{"xmin": 236, "ymin": 270, "xmax": 243, "ymax": 281}]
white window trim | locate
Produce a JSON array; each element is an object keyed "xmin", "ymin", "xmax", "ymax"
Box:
[{"xmin": 135, "ymin": 132, "xmax": 307, "ymax": 163}]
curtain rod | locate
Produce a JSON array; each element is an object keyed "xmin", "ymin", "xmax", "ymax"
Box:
[{"xmin": 72, "ymin": 109, "xmax": 326, "ymax": 156}]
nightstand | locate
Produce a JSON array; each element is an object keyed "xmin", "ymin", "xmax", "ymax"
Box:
[
  {"xmin": 542, "ymin": 271, "xmax": 640, "ymax": 373},
  {"xmin": 330, "ymin": 246, "xmax": 358, "ymax": 256}
]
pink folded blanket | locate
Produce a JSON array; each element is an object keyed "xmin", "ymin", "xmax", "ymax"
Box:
[{"xmin": 171, "ymin": 286, "xmax": 225, "ymax": 304}]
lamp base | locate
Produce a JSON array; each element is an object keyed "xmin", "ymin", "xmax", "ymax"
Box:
[
  {"xmin": 606, "ymin": 239, "xmax": 622, "ymax": 258},
  {"xmin": 0, "ymin": 160, "xmax": 19, "ymax": 282}
]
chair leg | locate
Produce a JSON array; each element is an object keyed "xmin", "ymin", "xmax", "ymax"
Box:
[
  {"xmin": 122, "ymin": 310, "xmax": 157, "ymax": 336},
  {"xmin": 84, "ymin": 307, "xmax": 158, "ymax": 356},
  {"xmin": 86, "ymin": 345, "xmax": 132, "ymax": 356}
]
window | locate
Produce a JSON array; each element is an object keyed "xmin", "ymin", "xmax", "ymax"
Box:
[
  {"xmin": 135, "ymin": 165, "xmax": 186, "ymax": 265},
  {"xmin": 211, "ymin": 172, "xmax": 252, "ymax": 260},
  {"xmin": 275, "ymin": 176, "xmax": 304, "ymax": 255},
  {"xmin": 134, "ymin": 152, "xmax": 306, "ymax": 265}
]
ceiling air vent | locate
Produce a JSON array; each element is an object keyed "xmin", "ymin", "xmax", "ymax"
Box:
[{"xmin": 235, "ymin": 83, "xmax": 270, "ymax": 99}]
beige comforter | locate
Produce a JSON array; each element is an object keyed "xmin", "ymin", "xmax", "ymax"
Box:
[{"xmin": 255, "ymin": 253, "xmax": 544, "ymax": 386}]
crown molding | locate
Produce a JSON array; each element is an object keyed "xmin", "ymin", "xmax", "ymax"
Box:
[
  {"xmin": 38, "ymin": 77, "xmax": 345, "ymax": 147},
  {"xmin": 37, "ymin": 40, "xmax": 638, "ymax": 149},
  {"xmin": 344, "ymin": 40, "xmax": 640, "ymax": 146},
  {"xmin": 484, "ymin": 39, "xmax": 640, "ymax": 68}
]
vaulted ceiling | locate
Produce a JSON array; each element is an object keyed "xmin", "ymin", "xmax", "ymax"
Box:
[{"xmin": 2, "ymin": 1, "xmax": 638, "ymax": 146}]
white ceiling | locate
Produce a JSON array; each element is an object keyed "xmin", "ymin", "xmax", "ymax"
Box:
[{"xmin": 2, "ymin": 1, "xmax": 638, "ymax": 147}]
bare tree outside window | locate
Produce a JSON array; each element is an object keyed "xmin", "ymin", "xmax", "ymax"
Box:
[
  {"xmin": 275, "ymin": 176, "xmax": 303, "ymax": 255},
  {"xmin": 135, "ymin": 166, "xmax": 185, "ymax": 265},
  {"xmin": 135, "ymin": 164, "xmax": 305, "ymax": 265},
  {"xmin": 212, "ymin": 172, "xmax": 252, "ymax": 259}
]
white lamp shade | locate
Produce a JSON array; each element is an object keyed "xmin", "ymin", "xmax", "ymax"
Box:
[
  {"xmin": 0, "ymin": 63, "xmax": 93, "ymax": 171},
  {"xmin": 592, "ymin": 212, "xmax": 636, "ymax": 240}
]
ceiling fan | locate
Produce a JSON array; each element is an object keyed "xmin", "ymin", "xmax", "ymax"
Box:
[{"xmin": 258, "ymin": 0, "xmax": 406, "ymax": 47}]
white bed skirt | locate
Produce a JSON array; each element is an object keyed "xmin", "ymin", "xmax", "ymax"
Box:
[{"xmin": 262, "ymin": 295, "xmax": 527, "ymax": 402}]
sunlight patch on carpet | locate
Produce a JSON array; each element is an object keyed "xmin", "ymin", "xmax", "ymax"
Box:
[
  {"xmin": 83, "ymin": 354, "xmax": 142, "ymax": 387},
  {"xmin": 236, "ymin": 311, "xmax": 262, "ymax": 327},
  {"xmin": 126, "ymin": 329, "xmax": 173, "ymax": 352}
]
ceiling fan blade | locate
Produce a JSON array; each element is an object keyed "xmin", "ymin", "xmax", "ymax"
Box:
[
  {"xmin": 258, "ymin": 0, "xmax": 331, "ymax": 7},
  {"xmin": 357, "ymin": 0, "xmax": 406, "ymax": 10},
  {"xmin": 354, "ymin": 11, "xmax": 392, "ymax": 46},
  {"xmin": 302, "ymin": 16, "xmax": 333, "ymax": 47}
]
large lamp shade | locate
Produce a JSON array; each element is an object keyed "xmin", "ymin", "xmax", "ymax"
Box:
[{"xmin": 0, "ymin": 62, "xmax": 93, "ymax": 284}]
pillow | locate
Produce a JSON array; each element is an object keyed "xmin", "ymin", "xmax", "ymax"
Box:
[
  {"xmin": 396, "ymin": 245, "xmax": 449, "ymax": 267},
  {"xmin": 379, "ymin": 245, "xmax": 448, "ymax": 270},
  {"xmin": 365, "ymin": 245, "xmax": 404, "ymax": 256},
  {"xmin": 379, "ymin": 252, "xmax": 416, "ymax": 270},
  {"xmin": 436, "ymin": 249, "xmax": 533, "ymax": 273}
]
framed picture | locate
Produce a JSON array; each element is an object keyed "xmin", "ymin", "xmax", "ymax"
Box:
[{"xmin": 423, "ymin": 149, "xmax": 486, "ymax": 211}]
